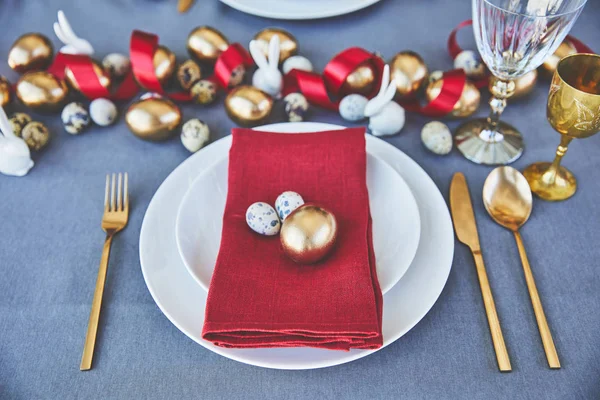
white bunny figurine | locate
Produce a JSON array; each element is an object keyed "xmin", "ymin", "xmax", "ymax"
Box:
[
  {"xmin": 0, "ymin": 107, "xmax": 34, "ymax": 177},
  {"xmin": 249, "ymin": 35, "xmax": 283, "ymax": 98},
  {"xmin": 364, "ymin": 65, "xmax": 406, "ymax": 137},
  {"xmin": 53, "ymin": 10, "xmax": 94, "ymax": 55}
]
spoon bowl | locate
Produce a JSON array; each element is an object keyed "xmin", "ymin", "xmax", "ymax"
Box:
[{"xmin": 483, "ymin": 166, "xmax": 532, "ymax": 231}]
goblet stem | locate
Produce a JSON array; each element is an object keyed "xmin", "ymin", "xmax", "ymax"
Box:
[
  {"xmin": 545, "ymin": 136, "xmax": 573, "ymax": 185},
  {"xmin": 485, "ymin": 79, "xmax": 516, "ymax": 141}
]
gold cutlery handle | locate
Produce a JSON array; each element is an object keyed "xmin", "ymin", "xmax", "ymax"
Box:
[
  {"xmin": 514, "ymin": 231, "xmax": 560, "ymax": 369},
  {"xmin": 80, "ymin": 234, "xmax": 114, "ymax": 371},
  {"xmin": 472, "ymin": 249, "xmax": 512, "ymax": 372}
]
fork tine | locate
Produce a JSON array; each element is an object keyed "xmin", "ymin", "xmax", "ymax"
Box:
[
  {"xmin": 104, "ymin": 175, "xmax": 110, "ymax": 210},
  {"xmin": 124, "ymin": 173, "xmax": 129, "ymax": 210},
  {"xmin": 111, "ymin": 173, "xmax": 116, "ymax": 212},
  {"xmin": 117, "ymin": 173, "xmax": 123, "ymax": 211}
]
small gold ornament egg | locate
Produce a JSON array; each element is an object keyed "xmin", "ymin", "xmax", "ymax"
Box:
[
  {"xmin": 8, "ymin": 33, "xmax": 54, "ymax": 73},
  {"xmin": 426, "ymin": 78, "xmax": 481, "ymax": 118},
  {"xmin": 16, "ymin": 71, "xmax": 69, "ymax": 113},
  {"xmin": 20, "ymin": 121, "xmax": 50, "ymax": 151},
  {"xmin": 491, "ymin": 70, "xmax": 538, "ymax": 99},
  {"xmin": 343, "ymin": 65, "xmax": 376, "ymax": 96},
  {"xmin": 253, "ymin": 28, "xmax": 298, "ymax": 63},
  {"xmin": 540, "ymin": 40, "xmax": 577, "ymax": 75},
  {"xmin": 153, "ymin": 45, "xmax": 177, "ymax": 84},
  {"xmin": 280, "ymin": 204, "xmax": 338, "ymax": 264},
  {"xmin": 0, "ymin": 76, "xmax": 12, "ymax": 107},
  {"xmin": 224, "ymin": 85, "xmax": 274, "ymax": 127},
  {"xmin": 390, "ymin": 51, "xmax": 429, "ymax": 99},
  {"xmin": 65, "ymin": 60, "xmax": 112, "ymax": 93},
  {"xmin": 187, "ymin": 26, "xmax": 229, "ymax": 63},
  {"xmin": 177, "ymin": 59, "xmax": 202, "ymax": 91},
  {"xmin": 125, "ymin": 97, "xmax": 182, "ymax": 141}
]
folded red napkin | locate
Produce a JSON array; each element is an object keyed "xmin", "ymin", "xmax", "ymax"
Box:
[{"xmin": 202, "ymin": 127, "xmax": 383, "ymax": 350}]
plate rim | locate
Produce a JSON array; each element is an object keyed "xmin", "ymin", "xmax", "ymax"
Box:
[{"xmin": 219, "ymin": 0, "xmax": 383, "ymax": 20}]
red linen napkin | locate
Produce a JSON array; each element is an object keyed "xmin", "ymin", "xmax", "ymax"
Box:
[{"xmin": 202, "ymin": 127, "xmax": 383, "ymax": 350}]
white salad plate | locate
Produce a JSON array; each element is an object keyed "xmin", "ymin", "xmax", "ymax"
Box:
[
  {"xmin": 175, "ymin": 152, "xmax": 420, "ymax": 295},
  {"xmin": 219, "ymin": 0, "xmax": 382, "ymax": 20},
  {"xmin": 140, "ymin": 122, "xmax": 454, "ymax": 370}
]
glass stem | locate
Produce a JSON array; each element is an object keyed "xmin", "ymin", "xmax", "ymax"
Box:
[
  {"xmin": 485, "ymin": 79, "xmax": 516, "ymax": 140},
  {"xmin": 545, "ymin": 136, "xmax": 573, "ymax": 184}
]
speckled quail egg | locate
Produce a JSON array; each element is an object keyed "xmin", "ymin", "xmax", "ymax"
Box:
[
  {"xmin": 9, "ymin": 113, "xmax": 32, "ymax": 137},
  {"xmin": 190, "ymin": 79, "xmax": 217, "ymax": 105},
  {"xmin": 181, "ymin": 118, "xmax": 210, "ymax": 153},
  {"xmin": 421, "ymin": 121, "xmax": 453, "ymax": 155},
  {"xmin": 246, "ymin": 202, "xmax": 281, "ymax": 236},
  {"xmin": 21, "ymin": 121, "xmax": 50, "ymax": 151},
  {"xmin": 339, "ymin": 94, "xmax": 368, "ymax": 121},
  {"xmin": 454, "ymin": 50, "xmax": 486, "ymax": 79},
  {"xmin": 283, "ymin": 93, "xmax": 309, "ymax": 122},
  {"xmin": 102, "ymin": 53, "xmax": 131, "ymax": 79},
  {"xmin": 275, "ymin": 191, "xmax": 305, "ymax": 221},
  {"xmin": 61, "ymin": 102, "xmax": 90, "ymax": 135},
  {"xmin": 90, "ymin": 98, "xmax": 118, "ymax": 126},
  {"xmin": 282, "ymin": 56, "xmax": 313, "ymax": 75}
]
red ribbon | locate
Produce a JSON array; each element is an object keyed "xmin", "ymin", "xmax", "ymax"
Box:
[
  {"xmin": 283, "ymin": 47, "xmax": 384, "ymax": 111},
  {"xmin": 213, "ymin": 43, "xmax": 254, "ymax": 89},
  {"xmin": 402, "ymin": 69, "xmax": 468, "ymax": 117},
  {"xmin": 566, "ymin": 35, "xmax": 594, "ymax": 54}
]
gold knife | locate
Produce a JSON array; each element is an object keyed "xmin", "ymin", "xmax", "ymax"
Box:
[
  {"xmin": 450, "ymin": 172, "xmax": 512, "ymax": 372},
  {"xmin": 177, "ymin": 0, "xmax": 195, "ymax": 13}
]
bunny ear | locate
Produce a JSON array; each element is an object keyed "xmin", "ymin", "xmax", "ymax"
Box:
[
  {"xmin": 57, "ymin": 10, "xmax": 79, "ymax": 44},
  {"xmin": 0, "ymin": 107, "xmax": 15, "ymax": 138},
  {"xmin": 268, "ymin": 35, "xmax": 280, "ymax": 68},
  {"xmin": 249, "ymin": 40, "xmax": 269, "ymax": 70},
  {"xmin": 55, "ymin": 10, "xmax": 94, "ymax": 55},
  {"xmin": 53, "ymin": 22, "xmax": 69, "ymax": 46},
  {"xmin": 382, "ymin": 77, "xmax": 399, "ymax": 104},
  {"xmin": 377, "ymin": 64, "xmax": 390, "ymax": 98}
]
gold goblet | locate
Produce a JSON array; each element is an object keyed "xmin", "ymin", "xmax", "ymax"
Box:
[{"xmin": 523, "ymin": 54, "xmax": 600, "ymax": 201}]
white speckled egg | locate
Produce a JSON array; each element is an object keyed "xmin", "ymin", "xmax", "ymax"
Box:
[
  {"xmin": 283, "ymin": 93, "xmax": 309, "ymax": 122},
  {"xmin": 454, "ymin": 50, "xmax": 486, "ymax": 79},
  {"xmin": 282, "ymin": 56, "xmax": 313, "ymax": 75},
  {"xmin": 275, "ymin": 191, "xmax": 305, "ymax": 221},
  {"xmin": 246, "ymin": 202, "xmax": 281, "ymax": 236},
  {"xmin": 90, "ymin": 98, "xmax": 118, "ymax": 126},
  {"xmin": 421, "ymin": 121, "xmax": 453, "ymax": 155},
  {"xmin": 102, "ymin": 53, "xmax": 130, "ymax": 79},
  {"xmin": 61, "ymin": 102, "xmax": 90, "ymax": 135},
  {"xmin": 181, "ymin": 118, "xmax": 210, "ymax": 153},
  {"xmin": 339, "ymin": 94, "xmax": 368, "ymax": 121}
]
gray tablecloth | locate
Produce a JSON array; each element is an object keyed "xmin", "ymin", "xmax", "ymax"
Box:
[{"xmin": 1, "ymin": 1, "xmax": 599, "ymax": 399}]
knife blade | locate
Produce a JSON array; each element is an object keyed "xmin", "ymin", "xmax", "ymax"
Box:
[
  {"xmin": 449, "ymin": 172, "xmax": 512, "ymax": 372},
  {"xmin": 178, "ymin": 0, "xmax": 195, "ymax": 13}
]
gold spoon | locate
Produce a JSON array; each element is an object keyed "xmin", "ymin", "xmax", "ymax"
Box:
[{"xmin": 483, "ymin": 166, "xmax": 560, "ymax": 369}]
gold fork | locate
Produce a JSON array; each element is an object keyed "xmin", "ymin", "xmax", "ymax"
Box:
[{"xmin": 80, "ymin": 173, "xmax": 129, "ymax": 371}]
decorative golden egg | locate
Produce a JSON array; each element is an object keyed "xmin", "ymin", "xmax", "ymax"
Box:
[
  {"xmin": 0, "ymin": 76, "xmax": 12, "ymax": 107},
  {"xmin": 177, "ymin": 59, "xmax": 202, "ymax": 91},
  {"xmin": 153, "ymin": 45, "xmax": 176, "ymax": 84},
  {"xmin": 253, "ymin": 28, "xmax": 298, "ymax": 63},
  {"xmin": 342, "ymin": 65, "xmax": 376, "ymax": 96},
  {"xmin": 187, "ymin": 26, "xmax": 229, "ymax": 63},
  {"xmin": 16, "ymin": 71, "xmax": 69, "ymax": 113},
  {"xmin": 8, "ymin": 33, "xmax": 54, "ymax": 73},
  {"xmin": 390, "ymin": 51, "xmax": 429, "ymax": 98},
  {"xmin": 426, "ymin": 78, "xmax": 481, "ymax": 118},
  {"xmin": 491, "ymin": 70, "xmax": 538, "ymax": 99},
  {"xmin": 125, "ymin": 97, "xmax": 182, "ymax": 141},
  {"xmin": 65, "ymin": 60, "xmax": 112, "ymax": 93},
  {"xmin": 280, "ymin": 204, "xmax": 338, "ymax": 264},
  {"xmin": 540, "ymin": 40, "xmax": 577, "ymax": 75},
  {"xmin": 224, "ymin": 85, "xmax": 274, "ymax": 127}
]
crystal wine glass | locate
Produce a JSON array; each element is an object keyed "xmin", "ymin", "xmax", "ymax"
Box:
[{"xmin": 456, "ymin": 0, "xmax": 587, "ymax": 165}]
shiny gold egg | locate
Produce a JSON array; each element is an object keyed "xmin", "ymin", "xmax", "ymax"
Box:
[
  {"xmin": 0, "ymin": 76, "xmax": 12, "ymax": 107},
  {"xmin": 342, "ymin": 65, "xmax": 376, "ymax": 96},
  {"xmin": 491, "ymin": 70, "xmax": 538, "ymax": 99},
  {"xmin": 177, "ymin": 59, "xmax": 202, "ymax": 90},
  {"xmin": 280, "ymin": 204, "xmax": 338, "ymax": 264},
  {"xmin": 125, "ymin": 97, "xmax": 182, "ymax": 141},
  {"xmin": 253, "ymin": 28, "xmax": 298, "ymax": 63},
  {"xmin": 540, "ymin": 40, "xmax": 577, "ymax": 75},
  {"xmin": 65, "ymin": 59, "xmax": 112, "ymax": 93},
  {"xmin": 187, "ymin": 26, "xmax": 229, "ymax": 63},
  {"xmin": 390, "ymin": 51, "xmax": 429, "ymax": 98},
  {"xmin": 426, "ymin": 78, "xmax": 481, "ymax": 118},
  {"xmin": 153, "ymin": 45, "xmax": 176, "ymax": 84},
  {"xmin": 16, "ymin": 71, "xmax": 69, "ymax": 113},
  {"xmin": 8, "ymin": 33, "xmax": 54, "ymax": 73},
  {"xmin": 224, "ymin": 85, "xmax": 274, "ymax": 127}
]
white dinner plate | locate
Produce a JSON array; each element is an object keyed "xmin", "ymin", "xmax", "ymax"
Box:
[
  {"xmin": 175, "ymin": 152, "xmax": 420, "ymax": 295},
  {"xmin": 219, "ymin": 0, "xmax": 382, "ymax": 20},
  {"xmin": 140, "ymin": 122, "xmax": 454, "ymax": 370}
]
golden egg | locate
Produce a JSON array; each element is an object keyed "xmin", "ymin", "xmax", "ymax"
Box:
[
  {"xmin": 65, "ymin": 59, "xmax": 112, "ymax": 93},
  {"xmin": 16, "ymin": 71, "xmax": 69, "ymax": 113},
  {"xmin": 253, "ymin": 28, "xmax": 298, "ymax": 63},
  {"xmin": 390, "ymin": 51, "xmax": 429, "ymax": 98},
  {"xmin": 0, "ymin": 76, "xmax": 12, "ymax": 107},
  {"xmin": 342, "ymin": 65, "xmax": 376, "ymax": 96},
  {"xmin": 280, "ymin": 205, "xmax": 338, "ymax": 264},
  {"xmin": 426, "ymin": 78, "xmax": 481, "ymax": 118},
  {"xmin": 153, "ymin": 45, "xmax": 176, "ymax": 84},
  {"xmin": 177, "ymin": 59, "xmax": 202, "ymax": 90},
  {"xmin": 125, "ymin": 97, "xmax": 182, "ymax": 141},
  {"xmin": 491, "ymin": 70, "xmax": 538, "ymax": 99},
  {"xmin": 8, "ymin": 33, "xmax": 54, "ymax": 73},
  {"xmin": 187, "ymin": 26, "xmax": 229, "ymax": 63},
  {"xmin": 224, "ymin": 85, "xmax": 274, "ymax": 127},
  {"xmin": 540, "ymin": 40, "xmax": 577, "ymax": 75}
]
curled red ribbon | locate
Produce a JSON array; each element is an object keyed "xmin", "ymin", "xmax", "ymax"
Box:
[
  {"xmin": 402, "ymin": 69, "xmax": 467, "ymax": 118},
  {"xmin": 283, "ymin": 47, "xmax": 384, "ymax": 111},
  {"xmin": 212, "ymin": 43, "xmax": 254, "ymax": 89}
]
